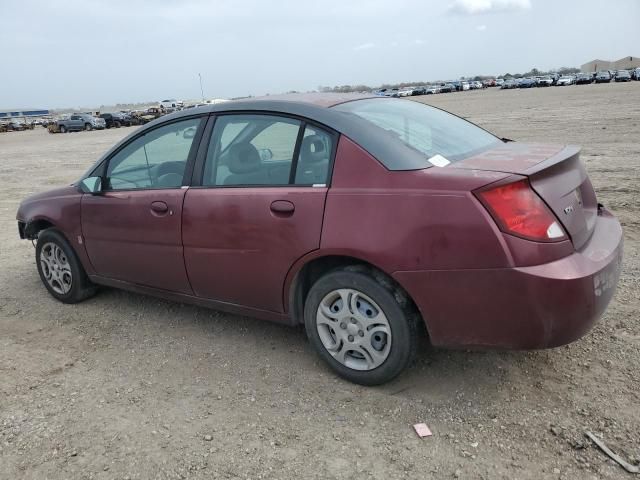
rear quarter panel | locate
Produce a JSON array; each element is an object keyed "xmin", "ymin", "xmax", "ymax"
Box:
[{"xmin": 320, "ymin": 136, "xmax": 512, "ymax": 272}]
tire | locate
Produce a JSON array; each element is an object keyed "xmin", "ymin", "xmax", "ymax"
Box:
[
  {"xmin": 304, "ymin": 266, "xmax": 418, "ymax": 385},
  {"xmin": 59, "ymin": 125, "xmax": 67, "ymax": 133},
  {"xmin": 114, "ymin": 121, "xmax": 121, "ymax": 128},
  {"xmin": 85, "ymin": 123, "xmax": 92, "ymax": 131},
  {"xmin": 35, "ymin": 228, "xmax": 97, "ymax": 304}
]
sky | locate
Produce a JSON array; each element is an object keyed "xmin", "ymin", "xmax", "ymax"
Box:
[{"xmin": 1, "ymin": 0, "xmax": 638, "ymax": 109}]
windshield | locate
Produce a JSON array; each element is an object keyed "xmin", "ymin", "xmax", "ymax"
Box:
[{"xmin": 333, "ymin": 98, "xmax": 500, "ymax": 166}]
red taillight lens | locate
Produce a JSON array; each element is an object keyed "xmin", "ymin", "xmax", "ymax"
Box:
[{"xmin": 477, "ymin": 179, "xmax": 566, "ymax": 242}]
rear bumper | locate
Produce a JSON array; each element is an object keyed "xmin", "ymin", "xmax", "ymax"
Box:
[{"xmin": 393, "ymin": 210, "xmax": 623, "ymax": 349}]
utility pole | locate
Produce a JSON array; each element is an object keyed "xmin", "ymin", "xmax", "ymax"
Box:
[{"xmin": 198, "ymin": 73, "xmax": 205, "ymax": 102}]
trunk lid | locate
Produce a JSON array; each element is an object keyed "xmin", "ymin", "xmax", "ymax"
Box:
[{"xmin": 452, "ymin": 143, "xmax": 598, "ymax": 249}]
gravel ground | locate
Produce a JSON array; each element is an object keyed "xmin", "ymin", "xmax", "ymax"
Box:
[{"xmin": 1, "ymin": 82, "xmax": 639, "ymax": 479}]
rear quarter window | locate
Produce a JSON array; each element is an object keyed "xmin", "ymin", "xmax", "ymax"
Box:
[{"xmin": 333, "ymin": 98, "xmax": 500, "ymax": 167}]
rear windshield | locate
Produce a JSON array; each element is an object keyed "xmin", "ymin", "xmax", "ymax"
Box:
[{"xmin": 333, "ymin": 98, "xmax": 500, "ymax": 167}]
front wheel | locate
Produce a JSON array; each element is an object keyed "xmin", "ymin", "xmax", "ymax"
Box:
[
  {"xmin": 59, "ymin": 125, "xmax": 67, "ymax": 133},
  {"xmin": 85, "ymin": 123, "xmax": 92, "ymax": 131},
  {"xmin": 35, "ymin": 228, "xmax": 97, "ymax": 304},
  {"xmin": 304, "ymin": 267, "xmax": 418, "ymax": 385}
]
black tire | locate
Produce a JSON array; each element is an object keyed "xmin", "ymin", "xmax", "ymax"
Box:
[
  {"xmin": 85, "ymin": 123, "xmax": 92, "ymax": 131},
  {"xmin": 304, "ymin": 266, "xmax": 418, "ymax": 386},
  {"xmin": 114, "ymin": 121, "xmax": 121, "ymax": 128},
  {"xmin": 59, "ymin": 125, "xmax": 67, "ymax": 133},
  {"xmin": 35, "ymin": 228, "xmax": 97, "ymax": 304}
]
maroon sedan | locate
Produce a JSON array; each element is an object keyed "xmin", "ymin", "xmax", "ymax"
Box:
[{"xmin": 17, "ymin": 93, "xmax": 623, "ymax": 385}]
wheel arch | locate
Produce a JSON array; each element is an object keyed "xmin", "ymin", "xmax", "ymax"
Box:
[
  {"xmin": 285, "ymin": 252, "xmax": 426, "ymax": 336},
  {"xmin": 23, "ymin": 217, "xmax": 56, "ymax": 239}
]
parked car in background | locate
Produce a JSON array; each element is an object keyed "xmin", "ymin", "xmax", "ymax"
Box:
[
  {"xmin": 461, "ymin": 81, "xmax": 470, "ymax": 91},
  {"xmin": 2, "ymin": 120, "xmax": 34, "ymax": 131},
  {"xmin": 16, "ymin": 93, "xmax": 623, "ymax": 385},
  {"xmin": 496, "ymin": 78, "xmax": 505, "ymax": 87},
  {"xmin": 439, "ymin": 83, "xmax": 454, "ymax": 93},
  {"xmin": 536, "ymin": 76, "xmax": 553, "ymax": 87},
  {"xmin": 614, "ymin": 70, "xmax": 631, "ymax": 82},
  {"xmin": 99, "ymin": 112, "xmax": 133, "ymax": 128},
  {"xmin": 556, "ymin": 75, "xmax": 575, "ymax": 86},
  {"xmin": 48, "ymin": 115, "xmax": 86, "ymax": 133},
  {"xmin": 519, "ymin": 78, "xmax": 536, "ymax": 88},
  {"xmin": 411, "ymin": 86, "xmax": 426, "ymax": 95},
  {"xmin": 74, "ymin": 113, "xmax": 106, "ymax": 131},
  {"xmin": 595, "ymin": 71, "xmax": 612, "ymax": 83},
  {"xmin": 398, "ymin": 88, "xmax": 414, "ymax": 97},
  {"xmin": 575, "ymin": 73, "xmax": 593, "ymax": 85},
  {"xmin": 633, "ymin": 68, "xmax": 640, "ymax": 80},
  {"xmin": 160, "ymin": 99, "xmax": 179, "ymax": 111},
  {"xmin": 425, "ymin": 85, "xmax": 440, "ymax": 94},
  {"xmin": 483, "ymin": 78, "xmax": 496, "ymax": 87},
  {"xmin": 501, "ymin": 79, "xmax": 517, "ymax": 89}
]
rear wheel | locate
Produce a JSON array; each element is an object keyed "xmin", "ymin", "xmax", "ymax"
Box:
[
  {"xmin": 59, "ymin": 125, "xmax": 67, "ymax": 133},
  {"xmin": 35, "ymin": 229, "xmax": 97, "ymax": 304},
  {"xmin": 304, "ymin": 267, "xmax": 418, "ymax": 385},
  {"xmin": 114, "ymin": 121, "xmax": 121, "ymax": 128}
]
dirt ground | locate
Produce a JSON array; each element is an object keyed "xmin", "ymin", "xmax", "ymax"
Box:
[{"xmin": 1, "ymin": 82, "xmax": 639, "ymax": 480}]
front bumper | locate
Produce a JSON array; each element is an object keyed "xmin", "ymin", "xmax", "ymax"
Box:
[{"xmin": 393, "ymin": 209, "xmax": 623, "ymax": 349}]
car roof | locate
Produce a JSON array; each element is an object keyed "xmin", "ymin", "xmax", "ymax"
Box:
[{"xmin": 87, "ymin": 93, "xmax": 433, "ymax": 174}]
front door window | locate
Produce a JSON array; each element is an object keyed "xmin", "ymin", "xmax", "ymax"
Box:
[{"xmin": 106, "ymin": 118, "xmax": 201, "ymax": 190}]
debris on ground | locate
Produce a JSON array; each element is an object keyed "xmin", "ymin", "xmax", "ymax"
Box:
[
  {"xmin": 413, "ymin": 423, "xmax": 433, "ymax": 438},
  {"xmin": 585, "ymin": 431, "xmax": 639, "ymax": 474}
]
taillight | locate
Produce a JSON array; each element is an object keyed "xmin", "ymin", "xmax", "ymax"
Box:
[{"xmin": 476, "ymin": 179, "xmax": 566, "ymax": 242}]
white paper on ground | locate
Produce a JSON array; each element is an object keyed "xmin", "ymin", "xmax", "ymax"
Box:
[{"xmin": 428, "ymin": 154, "xmax": 451, "ymax": 167}]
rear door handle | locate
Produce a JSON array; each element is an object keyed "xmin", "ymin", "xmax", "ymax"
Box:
[
  {"xmin": 150, "ymin": 201, "xmax": 169, "ymax": 214},
  {"xmin": 270, "ymin": 200, "xmax": 295, "ymax": 215}
]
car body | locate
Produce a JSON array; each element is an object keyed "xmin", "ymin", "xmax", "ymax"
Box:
[
  {"xmin": 424, "ymin": 85, "xmax": 440, "ymax": 94},
  {"xmin": 48, "ymin": 115, "xmax": 86, "ymax": 133},
  {"xmin": 496, "ymin": 78, "xmax": 505, "ymax": 87},
  {"xmin": 536, "ymin": 76, "xmax": 553, "ymax": 87},
  {"xmin": 556, "ymin": 76, "xmax": 575, "ymax": 86},
  {"xmin": 74, "ymin": 113, "xmax": 106, "ymax": 130},
  {"xmin": 461, "ymin": 81, "xmax": 470, "ymax": 91},
  {"xmin": 439, "ymin": 83, "xmax": 454, "ymax": 93},
  {"xmin": 575, "ymin": 73, "xmax": 593, "ymax": 85},
  {"xmin": 595, "ymin": 71, "xmax": 612, "ymax": 83},
  {"xmin": 160, "ymin": 99, "xmax": 179, "ymax": 110},
  {"xmin": 633, "ymin": 68, "xmax": 640, "ymax": 80},
  {"xmin": 614, "ymin": 70, "xmax": 631, "ymax": 82},
  {"xmin": 17, "ymin": 93, "xmax": 623, "ymax": 385},
  {"xmin": 99, "ymin": 112, "xmax": 133, "ymax": 128},
  {"xmin": 519, "ymin": 78, "xmax": 536, "ymax": 88},
  {"xmin": 398, "ymin": 88, "xmax": 414, "ymax": 97},
  {"xmin": 500, "ymin": 79, "xmax": 517, "ymax": 89}
]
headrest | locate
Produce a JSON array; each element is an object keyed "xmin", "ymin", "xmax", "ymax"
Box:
[
  {"xmin": 228, "ymin": 143, "xmax": 261, "ymax": 174},
  {"xmin": 300, "ymin": 135, "xmax": 327, "ymax": 164}
]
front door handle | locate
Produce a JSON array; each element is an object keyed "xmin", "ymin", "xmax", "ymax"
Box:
[
  {"xmin": 150, "ymin": 201, "xmax": 169, "ymax": 214},
  {"xmin": 270, "ymin": 200, "xmax": 295, "ymax": 215}
]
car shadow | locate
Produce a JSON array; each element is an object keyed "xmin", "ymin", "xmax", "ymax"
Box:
[{"xmin": 33, "ymin": 284, "xmax": 551, "ymax": 405}]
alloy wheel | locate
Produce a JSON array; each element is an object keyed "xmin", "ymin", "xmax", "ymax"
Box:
[{"xmin": 40, "ymin": 242, "xmax": 73, "ymax": 295}]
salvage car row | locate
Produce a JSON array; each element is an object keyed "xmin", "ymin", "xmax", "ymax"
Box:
[
  {"xmin": 46, "ymin": 108, "xmax": 168, "ymax": 134},
  {"xmin": 500, "ymin": 69, "xmax": 640, "ymax": 89}
]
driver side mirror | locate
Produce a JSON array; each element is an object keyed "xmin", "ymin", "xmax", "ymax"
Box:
[
  {"xmin": 258, "ymin": 148, "xmax": 273, "ymax": 161},
  {"xmin": 79, "ymin": 176, "xmax": 102, "ymax": 194},
  {"xmin": 182, "ymin": 127, "xmax": 197, "ymax": 139}
]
